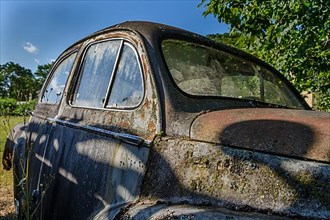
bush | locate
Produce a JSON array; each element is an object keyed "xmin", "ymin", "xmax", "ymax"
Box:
[
  {"xmin": 13, "ymin": 100, "xmax": 37, "ymax": 116},
  {"xmin": 0, "ymin": 98, "xmax": 37, "ymax": 116},
  {"xmin": 0, "ymin": 98, "xmax": 18, "ymax": 116}
]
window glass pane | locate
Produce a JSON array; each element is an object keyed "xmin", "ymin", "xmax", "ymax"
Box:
[
  {"xmin": 41, "ymin": 52, "xmax": 76, "ymax": 104},
  {"xmin": 107, "ymin": 43, "xmax": 143, "ymax": 108},
  {"xmin": 221, "ymin": 75, "xmax": 261, "ymax": 98},
  {"xmin": 162, "ymin": 39, "xmax": 303, "ymax": 109},
  {"xmin": 74, "ymin": 40, "xmax": 121, "ymax": 108}
]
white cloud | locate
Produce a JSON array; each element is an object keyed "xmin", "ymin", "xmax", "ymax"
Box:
[
  {"xmin": 34, "ymin": 58, "xmax": 40, "ymax": 64},
  {"xmin": 23, "ymin": 42, "xmax": 38, "ymax": 54}
]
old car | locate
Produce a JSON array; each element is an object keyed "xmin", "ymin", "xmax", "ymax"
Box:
[{"xmin": 3, "ymin": 21, "xmax": 330, "ymax": 219}]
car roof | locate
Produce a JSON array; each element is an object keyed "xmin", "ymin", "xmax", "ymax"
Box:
[
  {"xmin": 102, "ymin": 21, "xmax": 191, "ymax": 35},
  {"xmin": 62, "ymin": 21, "xmax": 208, "ymax": 52}
]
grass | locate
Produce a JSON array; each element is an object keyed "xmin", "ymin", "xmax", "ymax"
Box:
[
  {"xmin": 0, "ymin": 116, "xmax": 26, "ymax": 218},
  {"xmin": 0, "ymin": 116, "xmax": 26, "ymax": 153},
  {"xmin": 1, "ymin": 116, "xmax": 26, "ymax": 184}
]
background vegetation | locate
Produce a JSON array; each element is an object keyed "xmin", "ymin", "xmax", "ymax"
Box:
[
  {"xmin": 200, "ymin": 0, "xmax": 330, "ymax": 111},
  {"xmin": 0, "ymin": 63, "xmax": 52, "ymax": 116}
]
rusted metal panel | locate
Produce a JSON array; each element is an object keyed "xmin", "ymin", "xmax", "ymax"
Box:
[
  {"xmin": 142, "ymin": 137, "xmax": 330, "ymax": 219},
  {"xmin": 26, "ymin": 117, "xmax": 149, "ymax": 219},
  {"xmin": 190, "ymin": 108, "xmax": 330, "ymax": 162}
]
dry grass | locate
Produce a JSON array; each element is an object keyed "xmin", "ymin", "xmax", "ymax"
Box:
[
  {"xmin": 0, "ymin": 153, "xmax": 16, "ymax": 219},
  {"xmin": 0, "ymin": 116, "xmax": 25, "ymax": 219}
]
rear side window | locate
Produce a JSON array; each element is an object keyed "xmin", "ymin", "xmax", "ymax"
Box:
[
  {"xmin": 107, "ymin": 43, "xmax": 143, "ymax": 108},
  {"xmin": 72, "ymin": 40, "xmax": 144, "ymax": 109},
  {"xmin": 74, "ymin": 40, "xmax": 121, "ymax": 108},
  {"xmin": 41, "ymin": 52, "xmax": 77, "ymax": 104}
]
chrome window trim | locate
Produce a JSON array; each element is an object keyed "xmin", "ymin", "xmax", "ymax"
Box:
[
  {"xmin": 103, "ymin": 40, "xmax": 124, "ymax": 108},
  {"xmin": 47, "ymin": 117, "xmax": 150, "ymax": 147}
]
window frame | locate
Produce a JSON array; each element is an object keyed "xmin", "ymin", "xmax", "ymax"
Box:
[
  {"xmin": 70, "ymin": 38, "xmax": 145, "ymax": 111},
  {"xmin": 39, "ymin": 50, "xmax": 78, "ymax": 105}
]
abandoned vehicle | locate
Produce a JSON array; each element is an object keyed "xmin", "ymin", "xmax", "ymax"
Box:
[{"xmin": 2, "ymin": 21, "xmax": 330, "ymax": 219}]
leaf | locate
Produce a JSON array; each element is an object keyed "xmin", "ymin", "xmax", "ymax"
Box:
[{"xmin": 17, "ymin": 177, "xmax": 26, "ymax": 187}]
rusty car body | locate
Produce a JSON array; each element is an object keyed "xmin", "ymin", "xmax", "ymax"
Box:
[{"xmin": 3, "ymin": 21, "xmax": 330, "ymax": 219}]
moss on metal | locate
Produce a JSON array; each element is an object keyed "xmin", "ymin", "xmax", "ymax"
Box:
[{"xmin": 141, "ymin": 136, "xmax": 330, "ymax": 219}]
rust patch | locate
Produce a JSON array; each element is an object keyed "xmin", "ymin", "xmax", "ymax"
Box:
[
  {"xmin": 148, "ymin": 121, "xmax": 156, "ymax": 133},
  {"xmin": 119, "ymin": 119, "xmax": 130, "ymax": 129}
]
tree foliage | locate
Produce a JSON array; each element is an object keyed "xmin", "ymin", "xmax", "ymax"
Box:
[
  {"xmin": 34, "ymin": 63, "xmax": 53, "ymax": 90},
  {"xmin": 0, "ymin": 62, "xmax": 52, "ymax": 101},
  {"xmin": 200, "ymin": 0, "xmax": 330, "ymax": 111},
  {"xmin": 0, "ymin": 62, "xmax": 34, "ymax": 101}
]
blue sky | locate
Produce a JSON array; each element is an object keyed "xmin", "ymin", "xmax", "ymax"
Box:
[{"xmin": 0, "ymin": 0, "xmax": 228, "ymax": 72}]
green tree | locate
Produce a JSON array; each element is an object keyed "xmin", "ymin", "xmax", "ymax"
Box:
[
  {"xmin": 0, "ymin": 62, "xmax": 52, "ymax": 101},
  {"xmin": 207, "ymin": 32, "xmax": 240, "ymax": 46},
  {"xmin": 0, "ymin": 62, "xmax": 34, "ymax": 101},
  {"xmin": 34, "ymin": 63, "xmax": 53, "ymax": 92},
  {"xmin": 200, "ymin": 0, "xmax": 330, "ymax": 111}
]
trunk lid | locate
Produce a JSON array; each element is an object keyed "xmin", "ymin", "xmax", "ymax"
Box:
[{"xmin": 190, "ymin": 108, "xmax": 330, "ymax": 163}]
